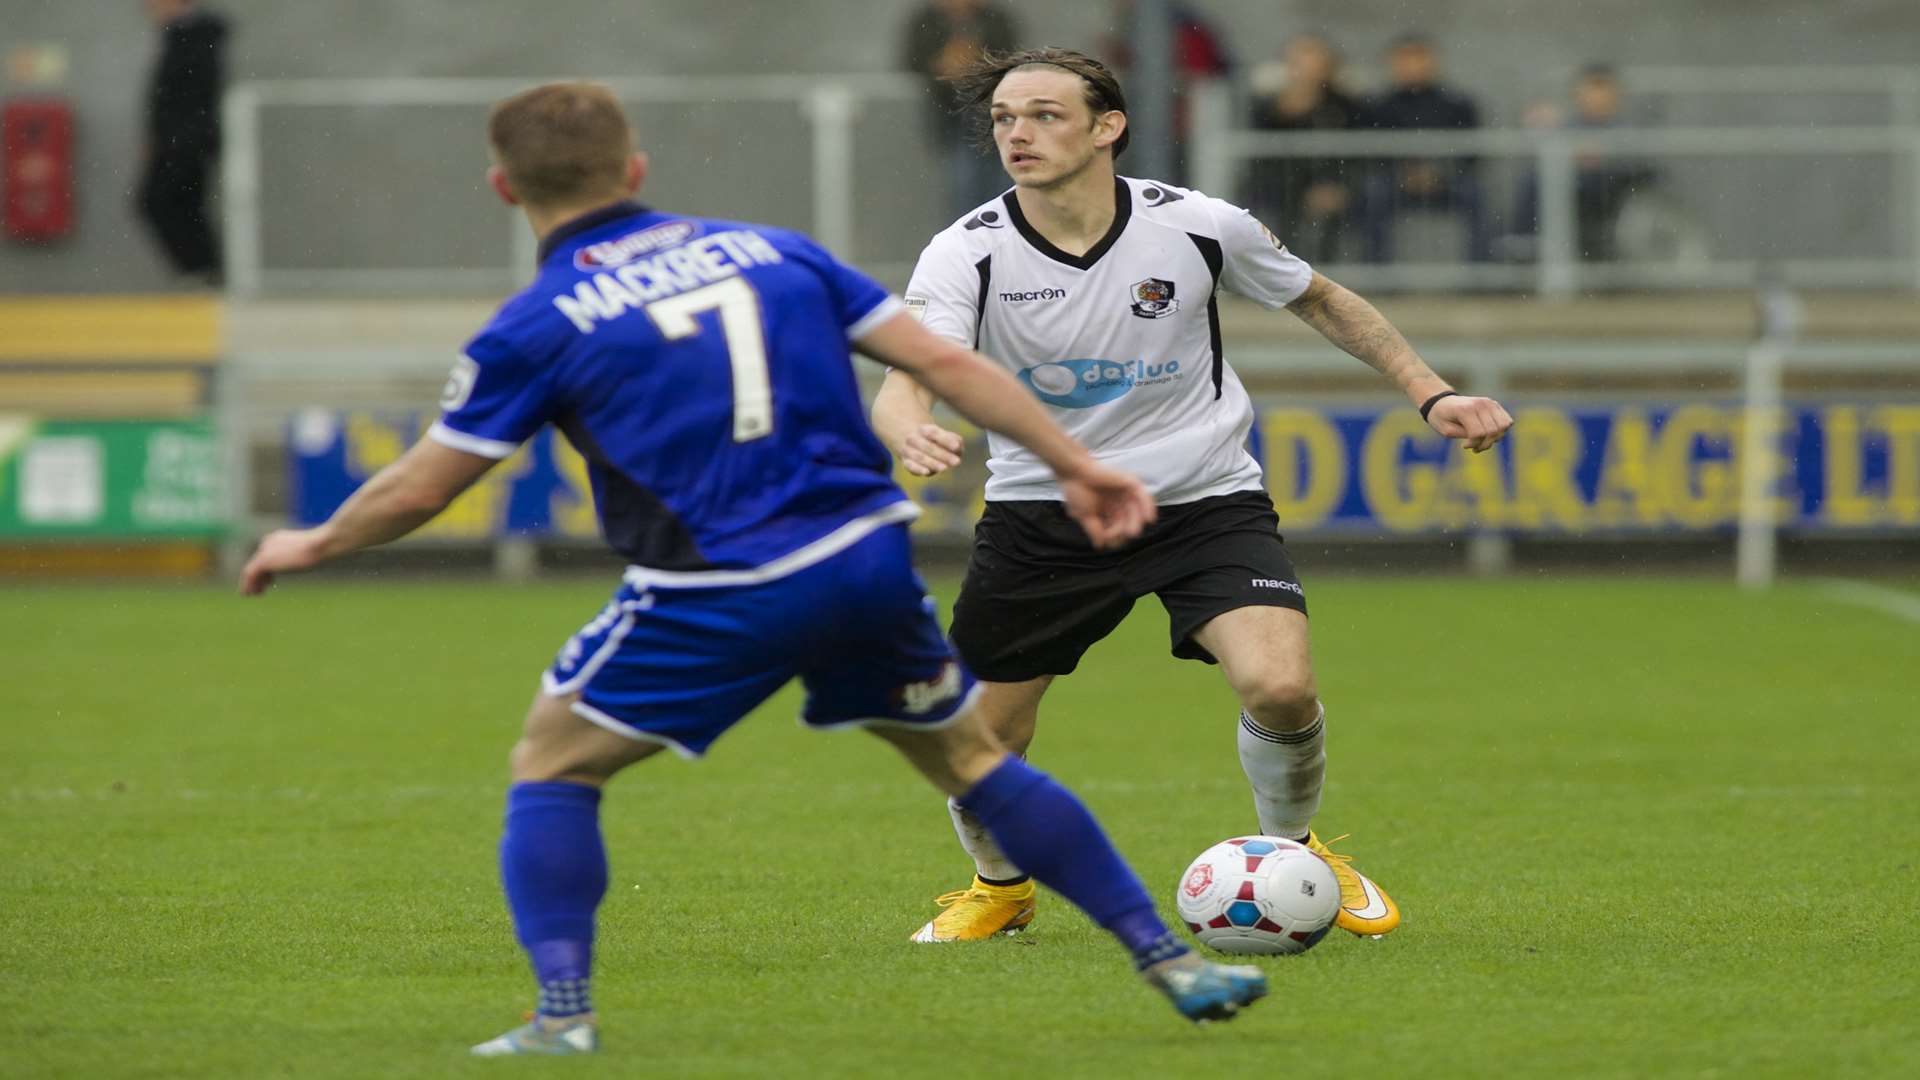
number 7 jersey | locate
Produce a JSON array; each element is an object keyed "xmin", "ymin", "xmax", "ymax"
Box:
[{"xmin": 430, "ymin": 201, "xmax": 914, "ymax": 581}]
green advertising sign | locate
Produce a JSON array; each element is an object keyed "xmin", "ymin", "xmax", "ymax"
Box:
[{"xmin": 0, "ymin": 417, "xmax": 225, "ymax": 538}]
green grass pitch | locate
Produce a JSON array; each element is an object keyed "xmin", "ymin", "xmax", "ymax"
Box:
[{"xmin": 3, "ymin": 574, "xmax": 1917, "ymax": 1078}]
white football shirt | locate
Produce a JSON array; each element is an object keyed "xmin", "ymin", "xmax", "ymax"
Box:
[{"xmin": 905, "ymin": 175, "xmax": 1314, "ymax": 504}]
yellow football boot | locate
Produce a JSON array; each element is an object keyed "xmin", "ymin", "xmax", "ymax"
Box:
[
  {"xmin": 909, "ymin": 876, "xmax": 1038, "ymax": 943},
  {"xmin": 1306, "ymin": 832, "xmax": 1401, "ymax": 936}
]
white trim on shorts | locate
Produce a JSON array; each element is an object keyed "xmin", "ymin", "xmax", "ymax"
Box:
[
  {"xmin": 567, "ymin": 698, "xmax": 704, "ymax": 761},
  {"xmin": 622, "ymin": 501, "xmax": 920, "ymax": 590},
  {"xmin": 542, "ymin": 605, "xmax": 638, "ymax": 698}
]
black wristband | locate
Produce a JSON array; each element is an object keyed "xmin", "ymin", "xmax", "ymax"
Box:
[{"xmin": 1419, "ymin": 390, "xmax": 1458, "ymax": 421}]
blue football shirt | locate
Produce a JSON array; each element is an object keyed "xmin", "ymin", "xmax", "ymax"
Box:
[{"xmin": 429, "ymin": 202, "xmax": 915, "ymax": 580}]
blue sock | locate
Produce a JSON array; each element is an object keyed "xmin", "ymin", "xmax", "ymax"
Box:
[
  {"xmin": 499, "ymin": 781, "xmax": 607, "ymax": 1019},
  {"xmin": 958, "ymin": 757, "xmax": 1188, "ymax": 968}
]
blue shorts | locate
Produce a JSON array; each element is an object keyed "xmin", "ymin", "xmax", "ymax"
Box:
[{"xmin": 542, "ymin": 523, "xmax": 978, "ymax": 758}]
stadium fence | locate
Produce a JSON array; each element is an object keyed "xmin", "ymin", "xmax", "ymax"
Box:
[{"xmin": 221, "ymin": 68, "xmax": 1920, "ymax": 298}]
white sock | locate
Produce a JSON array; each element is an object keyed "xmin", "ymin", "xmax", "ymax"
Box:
[
  {"xmin": 948, "ymin": 796, "xmax": 1025, "ymax": 883},
  {"xmin": 1237, "ymin": 702, "xmax": 1325, "ymax": 841}
]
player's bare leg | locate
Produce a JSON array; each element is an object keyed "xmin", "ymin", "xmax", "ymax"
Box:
[
  {"xmin": 910, "ymin": 677, "xmax": 1051, "ymax": 942},
  {"xmin": 1192, "ymin": 606, "xmax": 1322, "ymax": 836},
  {"xmin": 472, "ymin": 691, "xmax": 663, "ymax": 1057},
  {"xmin": 509, "ymin": 690, "xmax": 665, "ymax": 787},
  {"xmin": 1193, "ymin": 606, "xmax": 1401, "ymax": 936},
  {"xmin": 873, "ymin": 713, "xmax": 1268, "ymax": 1023}
]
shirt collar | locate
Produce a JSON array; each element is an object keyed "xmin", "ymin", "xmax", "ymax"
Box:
[
  {"xmin": 536, "ymin": 200, "xmax": 652, "ymax": 265},
  {"xmin": 1000, "ymin": 175, "xmax": 1132, "ymax": 272}
]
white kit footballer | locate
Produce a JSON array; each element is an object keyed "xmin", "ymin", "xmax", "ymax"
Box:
[{"xmin": 904, "ymin": 175, "xmax": 1314, "ymax": 505}]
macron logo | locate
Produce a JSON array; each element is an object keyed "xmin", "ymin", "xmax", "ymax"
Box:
[
  {"xmin": 999, "ymin": 287, "xmax": 1067, "ymax": 303},
  {"xmin": 1252, "ymin": 578, "xmax": 1303, "ymax": 595}
]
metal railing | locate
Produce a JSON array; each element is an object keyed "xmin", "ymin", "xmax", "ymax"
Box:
[
  {"xmin": 221, "ymin": 74, "xmax": 926, "ymax": 298},
  {"xmin": 223, "ymin": 71, "xmax": 1920, "ymax": 298},
  {"xmin": 1622, "ymin": 65, "xmax": 1920, "ymax": 127},
  {"xmin": 1190, "ymin": 83, "xmax": 1920, "ymax": 297}
]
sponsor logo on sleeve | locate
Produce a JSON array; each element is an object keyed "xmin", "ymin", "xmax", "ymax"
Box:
[
  {"xmin": 439, "ymin": 355, "xmax": 478, "ymax": 411},
  {"xmin": 904, "ymin": 295, "xmax": 929, "ymax": 321},
  {"xmin": 962, "ymin": 209, "xmax": 1006, "ymax": 230}
]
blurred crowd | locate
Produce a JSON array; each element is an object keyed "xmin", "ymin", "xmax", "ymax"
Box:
[{"xmin": 900, "ymin": 1, "xmax": 1654, "ymax": 265}]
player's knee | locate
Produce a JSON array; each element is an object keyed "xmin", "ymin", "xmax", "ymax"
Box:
[
  {"xmin": 508, "ymin": 731, "xmax": 614, "ymax": 784},
  {"xmin": 1237, "ymin": 671, "xmax": 1320, "ymax": 731},
  {"xmin": 507, "ymin": 736, "xmax": 548, "ymax": 782},
  {"xmin": 871, "ymin": 715, "xmax": 1005, "ymax": 797},
  {"xmin": 987, "ymin": 708, "xmax": 1038, "ymax": 755}
]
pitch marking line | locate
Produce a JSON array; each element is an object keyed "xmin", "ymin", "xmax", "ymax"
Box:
[{"xmin": 1813, "ymin": 578, "xmax": 1920, "ymax": 625}]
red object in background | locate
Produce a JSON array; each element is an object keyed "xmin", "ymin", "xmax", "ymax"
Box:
[{"xmin": 3, "ymin": 98, "xmax": 76, "ymax": 243}]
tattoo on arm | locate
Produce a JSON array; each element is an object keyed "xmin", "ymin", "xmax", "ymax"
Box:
[{"xmin": 1286, "ymin": 275, "xmax": 1444, "ymax": 398}]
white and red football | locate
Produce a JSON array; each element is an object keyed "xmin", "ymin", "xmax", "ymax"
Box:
[{"xmin": 1174, "ymin": 836, "xmax": 1340, "ymax": 955}]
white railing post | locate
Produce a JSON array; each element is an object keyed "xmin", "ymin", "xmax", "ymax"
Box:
[
  {"xmin": 1190, "ymin": 80, "xmax": 1235, "ymax": 201},
  {"xmin": 1910, "ymin": 133, "xmax": 1920, "ymax": 291},
  {"xmin": 1535, "ymin": 133, "xmax": 1578, "ymax": 298},
  {"xmin": 220, "ymin": 85, "xmax": 263, "ymax": 299},
  {"xmin": 1129, "ymin": 0, "xmax": 1178, "ymax": 185},
  {"xmin": 509, "ymin": 210, "xmax": 539, "ymax": 287},
  {"xmin": 804, "ymin": 83, "xmax": 859, "ymax": 260},
  {"xmin": 494, "ymin": 537, "xmax": 539, "ymax": 581},
  {"xmin": 1736, "ymin": 283, "xmax": 1801, "ymax": 591},
  {"xmin": 1464, "ymin": 351, "xmax": 1512, "ymax": 575},
  {"xmin": 1885, "ymin": 69, "xmax": 1919, "ymax": 129},
  {"xmin": 213, "ymin": 354, "xmax": 252, "ymax": 578}
]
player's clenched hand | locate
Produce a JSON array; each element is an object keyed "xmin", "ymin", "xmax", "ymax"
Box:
[
  {"xmin": 239, "ymin": 528, "xmax": 329, "ymax": 596},
  {"xmin": 1058, "ymin": 462, "xmax": 1158, "ymax": 550},
  {"xmin": 895, "ymin": 422, "xmax": 965, "ymax": 477},
  {"xmin": 1427, "ymin": 395, "xmax": 1514, "ymax": 454}
]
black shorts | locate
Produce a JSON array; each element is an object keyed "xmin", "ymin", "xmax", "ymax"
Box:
[{"xmin": 949, "ymin": 490, "xmax": 1307, "ymax": 682}]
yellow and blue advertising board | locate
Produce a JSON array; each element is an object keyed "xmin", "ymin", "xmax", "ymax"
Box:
[{"xmin": 287, "ymin": 400, "xmax": 1920, "ymax": 540}]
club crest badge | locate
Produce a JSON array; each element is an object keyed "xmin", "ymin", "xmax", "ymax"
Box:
[{"xmin": 1129, "ymin": 277, "xmax": 1180, "ymax": 319}]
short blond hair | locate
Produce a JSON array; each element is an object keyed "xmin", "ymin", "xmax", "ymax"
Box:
[{"xmin": 487, "ymin": 82, "xmax": 633, "ymax": 206}]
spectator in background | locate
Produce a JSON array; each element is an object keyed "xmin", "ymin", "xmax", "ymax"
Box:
[
  {"xmin": 1351, "ymin": 34, "xmax": 1491, "ymax": 264},
  {"xmin": 1102, "ymin": 0, "xmax": 1232, "ymax": 185},
  {"xmin": 1507, "ymin": 65, "xmax": 1656, "ymax": 262},
  {"xmin": 1244, "ymin": 34, "xmax": 1360, "ymax": 264},
  {"xmin": 902, "ymin": 0, "xmax": 1020, "ymax": 223},
  {"xmin": 137, "ymin": 0, "xmax": 228, "ymax": 284}
]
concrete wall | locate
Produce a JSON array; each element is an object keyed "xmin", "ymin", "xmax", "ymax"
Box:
[{"xmin": 2, "ymin": 0, "xmax": 1914, "ymax": 294}]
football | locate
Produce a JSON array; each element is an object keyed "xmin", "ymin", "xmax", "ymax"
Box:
[{"xmin": 1175, "ymin": 837, "xmax": 1341, "ymax": 955}]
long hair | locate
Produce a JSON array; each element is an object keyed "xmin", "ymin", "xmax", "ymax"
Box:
[{"xmin": 945, "ymin": 47, "xmax": 1131, "ymax": 158}]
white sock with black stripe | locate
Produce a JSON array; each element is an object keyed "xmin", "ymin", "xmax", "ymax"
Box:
[{"xmin": 1236, "ymin": 702, "xmax": 1325, "ymax": 841}]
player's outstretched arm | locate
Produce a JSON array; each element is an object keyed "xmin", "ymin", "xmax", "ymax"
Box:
[
  {"xmin": 1285, "ymin": 272, "xmax": 1513, "ymax": 453},
  {"xmin": 239, "ymin": 438, "xmax": 497, "ymax": 595},
  {"xmin": 855, "ymin": 311, "xmax": 1156, "ymax": 548},
  {"xmin": 871, "ymin": 369, "xmax": 964, "ymax": 477}
]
